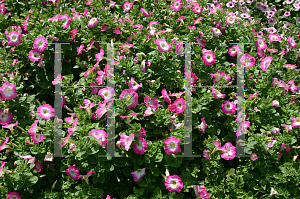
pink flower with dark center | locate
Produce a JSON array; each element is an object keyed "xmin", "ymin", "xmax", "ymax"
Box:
[
  {"xmin": 37, "ymin": 104, "xmax": 55, "ymax": 119},
  {"xmin": 155, "ymin": 39, "xmax": 172, "ymax": 53},
  {"xmin": 220, "ymin": 142, "xmax": 236, "ymax": 160},
  {"xmin": 221, "ymin": 101, "xmax": 236, "ymax": 114},
  {"xmin": 89, "ymin": 129, "xmax": 107, "ymax": 146},
  {"xmin": 132, "ymin": 136, "xmax": 148, "ymax": 155},
  {"xmin": 291, "ymin": 117, "xmax": 300, "ymax": 128},
  {"xmin": 165, "ymin": 175, "xmax": 183, "ymax": 193},
  {"xmin": 66, "ymin": 166, "xmax": 81, "ymax": 180},
  {"xmin": 33, "ymin": 36, "xmax": 48, "ymax": 52},
  {"xmin": 33, "ymin": 161, "xmax": 43, "ymax": 172},
  {"xmin": 131, "ymin": 168, "xmax": 146, "ymax": 182},
  {"xmin": 28, "ymin": 50, "xmax": 42, "ymax": 61},
  {"xmin": 260, "ymin": 56, "xmax": 273, "ymax": 71},
  {"xmin": 0, "ymin": 82, "xmax": 17, "ymax": 100},
  {"xmin": 122, "ymin": 2, "xmax": 133, "ymax": 11},
  {"xmin": 0, "ymin": 109, "xmax": 13, "ymax": 125},
  {"xmin": 240, "ymin": 54, "xmax": 256, "ymax": 69},
  {"xmin": 202, "ymin": 51, "xmax": 216, "ymax": 65},
  {"xmin": 228, "ymin": 45, "xmax": 239, "ymax": 56},
  {"xmin": 287, "ymin": 36, "xmax": 297, "ymax": 49},
  {"xmin": 164, "ymin": 136, "xmax": 181, "ymax": 155},
  {"xmin": 120, "ymin": 133, "xmax": 135, "ymax": 151},
  {"xmin": 6, "ymin": 192, "xmax": 21, "ymax": 199},
  {"xmin": 250, "ymin": 153, "xmax": 258, "ymax": 161},
  {"xmin": 7, "ymin": 31, "xmax": 21, "ymax": 46},
  {"xmin": 119, "ymin": 89, "xmax": 139, "ymax": 109}
]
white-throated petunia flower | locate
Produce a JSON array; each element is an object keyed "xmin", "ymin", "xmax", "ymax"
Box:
[
  {"xmin": 0, "ymin": 82, "xmax": 17, "ymax": 100},
  {"xmin": 220, "ymin": 142, "xmax": 236, "ymax": 160},
  {"xmin": 122, "ymin": 2, "xmax": 133, "ymax": 11},
  {"xmin": 33, "ymin": 160, "xmax": 43, "ymax": 172},
  {"xmin": 66, "ymin": 166, "xmax": 81, "ymax": 180},
  {"xmin": 119, "ymin": 89, "xmax": 139, "ymax": 109},
  {"xmin": 250, "ymin": 153, "xmax": 258, "ymax": 161},
  {"xmin": 162, "ymin": 88, "xmax": 172, "ymax": 104},
  {"xmin": 287, "ymin": 36, "xmax": 297, "ymax": 49},
  {"xmin": 98, "ymin": 87, "xmax": 114, "ymax": 103},
  {"xmin": 202, "ymin": 51, "xmax": 216, "ymax": 65},
  {"xmin": 33, "ymin": 36, "xmax": 48, "ymax": 52},
  {"xmin": 0, "ymin": 137, "xmax": 9, "ymax": 151},
  {"xmin": 28, "ymin": 50, "xmax": 42, "ymax": 61},
  {"xmin": 171, "ymin": 0, "xmax": 183, "ymax": 11},
  {"xmin": 228, "ymin": 45, "xmax": 239, "ymax": 56},
  {"xmin": 291, "ymin": 117, "xmax": 300, "ymax": 128},
  {"xmin": 194, "ymin": 185, "xmax": 209, "ymax": 199},
  {"xmin": 128, "ymin": 77, "xmax": 142, "ymax": 92},
  {"xmin": 211, "ymin": 88, "xmax": 226, "ymax": 99},
  {"xmin": 131, "ymin": 168, "xmax": 146, "ymax": 182},
  {"xmin": 270, "ymin": 187, "xmax": 278, "ymax": 196},
  {"xmin": 164, "ymin": 136, "xmax": 181, "ymax": 155},
  {"xmin": 203, "ymin": 150, "xmax": 211, "ymax": 160},
  {"xmin": 132, "ymin": 136, "xmax": 148, "ymax": 155},
  {"xmin": 0, "ymin": 109, "xmax": 13, "ymax": 125},
  {"xmin": 271, "ymin": 100, "xmax": 280, "ymax": 108},
  {"xmin": 260, "ymin": 56, "xmax": 273, "ymax": 71},
  {"xmin": 37, "ymin": 104, "xmax": 55, "ymax": 119},
  {"xmin": 221, "ymin": 101, "xmax": 236, "ymax": 114},
  {"xmin": 240, "ymin": 54, "xmax": 256, "ymax": 69},
  {"xmin": 155, "ymin": 39, "xmax": 172, "ymax": 53},
  {"xmin": 165, "ymin": 174, "xmax": 183, "ymax": 193},
  {"xmin": 31, "ymin": 132, "xmax": 45, "ymax": 143},
  {"xmin": 89, "ymin": 129, "xmax": 107, "ymax": 146},
  {"xmin": 268, "ymin": 34, "xmax": 281, "ymax": 42},
  {"xmin": 6, "ymin": 192, "xmax": 21, "ymax": 199},
  {"xmin": 88, "ymin": 17, "xmax": 99, "ymax": 27},
  {"xmin": 6, "ymin": 31, "xmax": 21, "ymax": 46},
  {"xmin": 120, "ymin": 133, "xmax": 135, "ymax": 151}
]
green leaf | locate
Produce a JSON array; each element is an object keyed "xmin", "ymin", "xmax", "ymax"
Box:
[
  {"xmin": 155, "ymin": 153, "xmax": 163, "ymax": 162},
  {"xmin": 164, "ymin": 154, "xmax": 182, "ymax": 167},
  {"xmin": 28, "ymin": 176, "xmax": 39, "ymax": 187},
  {"xmin": 27, "ymin": 95, "xmax": 35, "ymax": 103}
]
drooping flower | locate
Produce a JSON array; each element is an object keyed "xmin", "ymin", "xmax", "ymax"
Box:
[
  {"xmin": 164, "ymin": 136, "xmax": 181, "ymax": 155},
  {"xmin": 196, "ymin": 37, "xmax": 206, "ymax": 47},
  {"xmin": 77, "ymin": 44, "xmax": 84, "ymax": 55},
  {"xmin": 66, "ymin": 166, "xmax": 81, "ymax": 180},
  {"xmin": 90, "ymin": 82, "xmax": 99, "ymax": 94},
  {"xmin": 95, "ymin": 48, "xmax": 105, "ymax": 66},
  {"xmin": 37, "ymin": 104, "xmax": 55, "ymax": 119},
  {"xmin": 202, "ymin": 51, "xmax": 216, "ymax": 65},
  {"xmin": 165, "ymin": 175, "xmax": 183, "ymax": 193},
  {"xmin": 131, "ymin": 168, "xmax": 146, "ymax": 182},
  {"xmin": 120, "ymin": 133, "xmax": 135, "ymax": 151},
  {"xmin": 6, "ymin": 192, "xmax": 21, "ymax": 199},
  {"xmin": 221, "ymin": 101, "xmax": 237, "ymax": 114},
  {"xmin": 250, "ymin": 153, "xmax": 258, "ymax": 161},
  {"xmin": 0, "ymin": 82, "xmax": 17, "ymax": 100},
  {"xmin": 162, "ymin": 88, "xmax": 172, "ymax": 104},
  {"xmin": 70, "ymin": 28, "xmax": 78, "ymax": 40},
  {"xmin": 176, "ymin": 42, "xmax": 184, "ymax": 56},
  {"xmin": 271, "ymin": 100, "xmax": 280, "ymax": 108},
  {"xmin": 61, "ymin": 132, "xmax": 73, "ymax": 148},
  {"xmin": 33, "ymin": 161, "xmax": 43, "ymax": 172},
  {"xmin": 89, "ymin": 129, "xmax": 107, "ymax": 146},
  {"xmin": 119, "ymin": 89, "xmax": 139, "ymax": 109},
  {"xmin": 211, "ymin": 88, "xmax": 226, "ymax": 99},
  {"xmin": 155, "ymin": 39, "xmax": 172, "ymax": 53},
  {"xmin": 6, "ymin": 31, "xmax": 21, "ymax": 46},
  {"xmin": 33, "ymin": 36, "xmax": 48, "ymax": 52},
  {"xmin": 194, "ymin": 185, "xmax": 209, "ymax": 199},
  {"xmin": 260, "ymin": 56, "xmax": 273, "ymax": 71},
  {"xmin": 0, "ymin": 109, "xmax": 13, "ymax": 125},
  {"xmin": 141, "ymin": 8, "xmax": 149, "ymax": 17},
  {"xmin": 220, "ymin": 142, "xmax": 236, "ymax": 160},
  {"xmin": 0, "ymin": 137, "xmax": 9, "ymax": 151},
  {"xmin": 132, "ymin": 136, "xmax": 148, "ymax": 155}
]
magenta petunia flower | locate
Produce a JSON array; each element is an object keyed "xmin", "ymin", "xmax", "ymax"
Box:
[
  {"xmin": 120, "ymin": 133, "xmax": 135, "ymax": 151},
  {"xmin": 70, "ymin": 28, "xmax": 78, "ymax": 40},
  {"xmin": 165, "ymin": 174, "xmax": 183, "ymax": 193},
  {"xmin": 287, "ymin": 36, "xmax": 297, "ymax": 49},
  {"xmin": 211, "ymin": 27, "xmax": 222, "ymax": 38},
  {"xmin": 52, "ymin": 74, "xmax": 63, "ymax": 85},
  {"xmin": 192, "ymin": 5, "xmax": 203, "ymax": 14},
  {"xmin": 214, "ymin": 140, "xmax": 222, "ymax": 150},
  {"xmin": 128, "ymin": 77, "xmax": 142, "ymax": 92},
  {"xmin": 220, "ymin": 142, "xmax": 236, "ymax": 160},
  {"xmin": 260, "ymin": 56, "xmax": 273, "ymax": 71},
  {"xmin": 60, "ymin": 14, "xmax": 71, "ymax": 29},
  {"xmin": 211, "ymin": 88, "xmax": 226, "ymax": 99},
  {"xmin": 221, "ymin": 101, "xmax": 236, "ymax": 114},
  {"xmin": 0, "ymin": 82, "xmax": 17, "ymax": 100},
  {"xmin": 268, "ymin": 34, "xmax": 281, "ymax": 42},
  {"xmin": 0, "ymin": 109, "xmax": 13, "ymax": 125},
  {"xmin": 77, "ymin": 44, "xmax": 84, "ymax": 55},
  {"xmin": 171, "ymin": 0, "xmax": 183, "ymax": 11},
  {"xmin": 196, "ymin": 37, "xmax": 206, "ymax": 47},
  {"xmin": 33, "ymin": 36, "xmax": 48, "ymax": 52},
  {"xmin": 176, "ymin": 42, "xmax": 184, "ymax": 56},
  {"xmin": 162, "ymin": 88, "xmax": 172, "ymax": 104},
  {"xmin": 240, "ymin": 54, "xmax": 256, "ymax": 69},
  {"xmin": 6, "ymin": 31, "xmax": 22, "ymax": 46},
  {"xmin": 122, "ymin": 2, "xmax": 133, "ymax": 11},
  {"xmin": 65, "ymin": 113, "xmax": 76, "ymax": 125},
  {"xmin": 202, "ymin": 51, "xmax": 216, "ymax": 65},
  {"xmin": 271, "ymin": 100, "xmax": 280, "ymax": 108},
  {"xmin": 164, "ymin": 136, "xmax": 181, "ymax": 155},
  {"xmin": 194, "ymin": 185, "xmax": 209, "ymax": 199},
  {"xmin": 250, "ymin": 153, "xmax": 258, "ymax": 161},
  {"xmin": 90, "ymin": 82, "xmax": 99, "ymax": 94},
  {"xmin": 270, "ymin": 188, "xmax": 278, "ymax": 196},
  {"xmin": 89, "ymin": 129, "xmax": 107, "ymax": 146},
  {"xmin": 6, "ymin": 192, "xmax": 21, "ymax": 199},
  {"xmin": 37, "ymin": 104, "xmax": 55, "ymax": 119},
  {"xmin": 31, "ymin": 132, "xmax": 45, "ymax": 143},
  {"xmin": 28, "ymin": 50, "xmax": 42, "ymax": 61},
  {"xmin": 283, "ymin": 64, "xmax": 297, "ymax": 70},
  {"xmin": 169, "ymin": 98, "xmax": 186, "ymax": 114},
  {"xmin": 131, "ymin": 168, "xmax": 146, "ymax": 182},
  {"xmin": 95, "ymin": 101, "xmax": 107, "ymax": 119},
  {"xmin": 33, "ymin": 160, "xmax": 43, "ymax": 172},
  {"xmin": 132, "ymin": 136, "xmax": 148, "ymax": 155},
  {"xmin": 95, "ymin": 48, "xmax": 105, "ymax": 66},
  {"xmin": 66, "ymin": 166, "xmax": 81, "ymax": 180},
  {"xmin": 88, "ymin": 17, "xmax": 99, "ymax": 27},
  {"xmin": 226, "ymin": 16, "xmax": 235, "ymax": 25},
  {"xmin": 199, "ymin": 117, "xmax": 208, "ymax": 133},
  {"xmin": 61, "ymin": 132, "xmax": 73, "ymax": 148},
  {"xmin": 248, "ymin": 91, "xmax": 261, "ymax": 99},
  {"xmin": 228, "ymin": 45, "xmax": 239, "ymax": 56},
  {"xmin": 203, "ymin": 150, "xmax": 211, "ymax": 160},
  {"xmin": 155, "ymin": 39, "xmax": 172, "ymax": 53},
  {"xmin": 0, "ymin": 137, "xmax": 9, "ymax": 151},
  {"xmin": 255, "ymin": 38, "xmax": 268, "ymax": 50},
  {"xmin": 98, "ymin": 87, "xmax": 114, "ymax": 103},
  {"xmin": 291, "ymin": 117, "xmax": 300, "ymax": 128},
  {"xmin": 141, "ymin": 8, "xmax": 149, "ymax": 17},
  {"xmin": 119, "ymin": 89, "xmax": 139, "ymax": 109},
  {"xmin": 19, "ymin": 155, "xmax": 35, "ymax": 163}
]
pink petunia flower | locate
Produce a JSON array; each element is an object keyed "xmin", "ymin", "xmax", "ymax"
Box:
[
  {"xmin": 77, "ymin": 44, "xmax": 84, "ymax": 55},
  {"xmin": 62, "ymin": 132, "xmax": 73, "ymax": 148},
  {"xmin": 37, "ymin": 104, "xmax": 55, "ymax": 119},
  {"xmin": 199, "ymin": 117, "xmax": 208, "ymax": 133},
  {"xmin": 119, "ymin": 89, "xmax": 139, "ymax": 109},
  {"xmin": 162, "ymin": 88, "xmax": 172, "ymax": 104},
  {"xmin": 194, "ymin": 185, "xmax": 209, "ymax": 199},
  {"xmin": 120, "ymin": 133, "xmax": 135, "ymax": 151},
  {"xmin": 228, "ymin": 45, "xmax": 239, "ymax": 56},
  {"xmin": 122, "ymin": 2, "xmax": 133, "ymax": 11},
  {"xmin": 89, "ymin": 82, "xmax": 99, "ymax": 94},
  {"xmin": 6, "ymin": 31, "xmax": 22, "ymax": 46},
  {"xmin": 0, "ymin": 109, "xmax": 13, "ymax": 125},
  {"xmin": 271, "ymin": 100, "xmax": 280, "ymax": 108},
  {"xmin": 131, "ymin": 168, "xmax": 146, "ymax": 182},
  {"xmin": 202, "ymin": 51, "xmax": 216, "ymax": 65},
  {"xmin": 89, "ymin": 129, "xmax": 107, "ymax": 146},
  {"xmin": 6, "ymin": 192, "xmax": 21, "ymax": 199},
  {"xmin": 69, "ymin": 143, "xmax": 76, "ymax": 153},
  {"xmin": 255, "ymin": 38, "xmax": 268, "ymax": 50},
  {"xmin": 214, "ymin": 140, "xmax": 222, "ymax": 150},
  {"xmin": 28, "ymin": 50, "xmax": 42, "ymax": 61},
  {"xmin": 291, "ymin": 117, "xmax": 300, "ymax": 128},
  {"xmin": 169, "ymin": 98, "xmax": 186, "ymax": 114},
  {"xmin": 44, "ymin": 152, "xmax": 53, "ymax": 162},
  {"xmin": 240, "ymin": 54, "xmax": 256, "ymax": 69},
  {"xmin": 31, "ymin": 132, "xmax": 45, "ymax": 143},
  {"xmin": 88, "ymin": 17, "xmax": 99, "ymax": 27},
  {"xmin": 66, "ymin": 166, "xmax": 81, "ymax": 180},
  {"xmin": 95, "ymin": 48, "xmax": 105, "ymax": 66},
  {"xmin": 128, "ymin": 77, "xmax": 142, "ymax": 91},
  {"xmin": 203, "ymin": 150, "xmax": 211, "ymax": 160},
  {"xmin": 268, "ymin": 34, "xmax": 281, "ymax": 42},
  {"xmin": 283, "ymin": 64, "xmax": 297, "ymax": 70},
  {"xmin": 220, "ymin": 142, "xmax": 236, "ymax": 160},
  {"xmin": 33, "ymin": 36, "xmax": 48, "ymax": 52},
  {"xmin": 132, "ymin": 136, "xmax": 148, "ymax": 155},
  {"xmin": 196, "ymin": 37, "xmax": 206, "ymax": 47},
  {"xmin": 0, "ymin": 82, "xmax": 18, "ymax": 100},
  {"xmin": 19, "ymin": 155, "xmax": 35, "ymax": 163},
  {"xmin": 211, "ymin": 88, "xmax": 226, "ymax": 99},
  {"xmin": 95, "ymin": 101, "xmax": 107, "ymax": 119},
  {"xmin": 70, "ymin": 28, "xmax": 78, "ymax": 40},
  {"xmin": 98, "ymin": 87, "xmax": 114, "ymax": 103},
  {"xmin": 171, "ymin": 0, "xmax": 183, "ymax": 11},
  {"xmin": 155, "ymin": 39, "xmax": 172, "ymax": 53},
  {"xmin": 270, "ymin": 188, "xmax": 278, "ymax": 196},
  {"xmin": 33, "ymin": 161, "xmax": 43, "ymax": 172},
  {"xmin": 226, "ymin": 16, "xmax": 235, "ymax": 25},
  {"xmin": 211, "ymin": 27, "xmax": 222, "ymax": 38},
  {"xmin": 65, "ymin": 113, "xmax": 76, "ymax": 125},
  {"xmin": 192, "ymin": 5, "xmax": 203, "ymax": 14},
  {"xmin": 250, "ymin": 153, "xmax": 258, "ymax": 161},
  {"xmin": 52, "ymin": 74, "xmax": 63, "ymax": 85},
  {"xmin": 248, "ymin": 91, "xmax": 261, "ymax": 100},
  {"xmin": 141, "ymin": 8, "xmax": 149, "ymax": 17},
  {"xmin": 164, "ymin": 136, "xmax": 181, "ymax": 155},
  {"xmin": 260, "ymin": 56, "xmax": 273, "ymax": 71},
  {"xmin": 165, "ymin": 175, "xmax": 183, "ymax": 193},
  {"xmin": 287, "ymin": 36, "xmax": 297, "ymax": 49},
  {"xmin": 60, "ymin": 14, "xmax": 71, "ymax": 29},
  {"xmin": 0, "ymin": 137, "xmax": 9, "ymax": 151},
  {"xmin": 221, "ymin": 101, "xmax": 236, "ymax": 114}
]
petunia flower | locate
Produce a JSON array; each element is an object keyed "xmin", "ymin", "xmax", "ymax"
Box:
[
  {"xmin": 0, "ymin": 109, "xmax": 13, "ymax": 125},
  {"xmin": 220, "ymin": 142, "xmax": 236, "ymax": 160},
  {"xmin": 37, "ymin": 104, "xmax": 55, "ymax": 119},
  {"xmin": 165, "ymin": 175, "xmax": 183, "ymax": 193},
  {"xmin": 95, "ymin": 101, "xmax": 107, "ymax": 119},
  {"xmin": 6, "ymin": 31, "xmax": 22, "ymax": 46},
  {"xmin": 202, "ymin": 51, "xmax": 216, "ymax": 65},
  {"xmin": 194, "ymin": 185, "xmax": 209, "ymax": 199},
  {"xmin": 33, "ymin": 161, "xmax": 43, "ymax": 172},
  {"xmin": 164, "ymin": 136, "xmax": 181, "ymax": 155},
  {"xmin": 60, "ymin": 14, "xmax": 72, "ymax": 29},
  {"xmin": 155, "ymin": 39, "xmax": 172, "ymax": 53},
  {"xmin": 0, "ymin": 137, "xmax": 9, "ymax": 151},
  {"xmin": 255, "ymin": 38, "xmax": 268, "ymax": 50},
  {"xmin": 260, "ymin": 56, "xmax": 273, "ymax": 71},
  {"xmin": 120, "ymin": 112, "xmax": 138, "ymax": 124},
  {"xmin": 31, "ymin": 132, "xmax": 45, "ymax": 143},
  {"xmin": 61, "ymin": 132, "xmax": 73, "ymax": 148},
  {"xmin": 98, "ymin": 87, "xmax": 114, "ymax": 103},
  {"xmin": 211, "ymin": 27, "xmax": 222, "ymax": 38},
  {"xmin": 19, "ymin": 155, "xmax": 35, "ymax": 163},
  {"xmin": 6, "ymin": 192, "xmax": 21, "ymax": 199},
  {"xmin": 196, "ymin": 37, "xmax": 206, "ymax": 47},
  {"xmin": 70, "ymin": 28, "xmax": 78, "ymax": 40},
  {"xmin": 0, "ymin": 82, "xmax": 17, "ymax": 100},
  {"xmin": 65, "ymin": 113, "xmax": 76, "ymax": 125},
  {"xmin": 169, "ymin": 98, "xmax": 186, "ymax": 114},
  {"xmin": 77, "ymin": 44, "xmax": 84, "ymax": 55},
  {"xmin": 132, "ymin": 136, "xmax": 148, "ymax": 155},
  {"xmin": 141, "ymin": 8, "xmax": 149, "ymax": 17},
  {"xmin": 248, "ymin": 91, "xmax": 261, "ymax": 99},
  {"xmin": 89, "ymin": 129, "xmax": 107, "ymax": 146},
  {"xmin": 69, "ymin": 143, "xmax": 76, "ymax": 153},
  {"xmin": 171, "ymin": 0, "xmax": 183, "ymax": 11},
  {"xmin": 80, "ymin": 170, "xmax": 96, "ymax": 184},
  {"xmin": 228, "ymin": 45, "xmax": 239, "ymax": 56},
  {"xmin": 291, "ymin": 117, "xmax": 300, "ymax": 128},
  {"xmin": 271, "ymin": 100, "xmax": 280, "ymax": 108},
  {"xmin": 240, "ymin": 54, "xmax": 256, "ymax": 69},
  {"xmin": 44, "ymin": 152, "xmax": 53, "ymax": 162},
  {"xmin": 162, "ymin": 88, "xmax": 172, "ymax": 104},
  {"xmin": 203, "ymin": 150, "xmax": 211, "ymax": 160},
  {"xmin": 226, "ymin": 15, "xmax": 235, "ymax": 25},
  {"xmin": 211, "ymin": 88, "xmax": 226, "ymax": 99},
  {"xmin": 270, "ymin": 188, "xmax": 278, "ymax": 196},
  {"xmin": 192, "ymin": 5, "xmax": 203, "ymax": 14},
  {"xmin": 287, "ymin": 36, "xmax": 297, "ymax": 49},
  {"xmin": 66, "ymin": 166, "xmax": 81, "ymax": 180},
  {"xmin": 33, "ymin": 36, "xmax": 48, "ymax": 52},
  {"xmin": 95, "ymin": 48, "xmax": 105, "ymax": 66},
  {"xmin": 128, "ymin": 77, "xmax": 142, "ymax": 92},
  {"xmin": 88, "ymin": 17, "xmax": 99, "ymax": 28},
  {"xmin": 119, "ymin": 89, "xmax": 139, "ymax": 109},
  {"xmin": 120, "ymin": 133, "xmax": 135, "ymax": 151},
  {"xmin": 131, "ymin": 168, "xmax": 146, "ymax": 182},
  {"xmin": 199, "ymin": 117, "xmax": 208, "ymax": 133},
  {"xmin": 221, "ymin": 101, "xmax": 236, "ymax": 114},
  {"xmin": 28, "ymin": 50, "xmax": 42, "ymax": 61},
  {"xmin": 268, "ymin": 34, "xmax": 281, "ymax": 42},
  {"xmin": 250, "ymin": 153, "xmax": 258, "ymax": 161},
  {"xmin": 122, "ymin": 2, "xmax": 132, "ymax": 11},
  {"xmin": 67, "ymin": 118, "xmax": 78, "ymax": 133},
  {"xmin": 52, "ymin": 74, "xmax": 63, "ymax": 85},
  {"xmin": 283, "ymin": 64, "xmax": 297, "ymax": 70}
]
